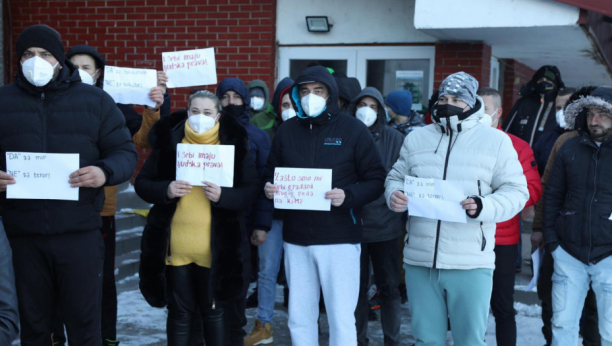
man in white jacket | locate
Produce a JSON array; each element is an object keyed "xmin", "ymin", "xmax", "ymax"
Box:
[{"xmin": 385, "ymin": 71, "xmax": 528, "ymax": 346}]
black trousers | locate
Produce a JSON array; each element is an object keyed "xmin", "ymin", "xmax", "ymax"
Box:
[
  {"xmin": 51, "ymin": 216, "xmax": 119, "ymax": 344},
  {"xmin": 166, "ymin": 264, "xmax": 226, "ymax": 346},
  {"xmin": 9, "ymin": 230, "xmax": 105, "ymax": 346},
  {"xmin": 224, "ymin": 241, "xmax": 250, "ymax": 346},
  {"xmin": 491, "ymin": 244, "xmax": 518, "ymax": 346},
  {"xmin": 537, "ymin": 248, "xmax": 600, "ymax": 346},
  {"xmin": 356, "ymin": 237, "xmax": 402, "ymax": 346}
]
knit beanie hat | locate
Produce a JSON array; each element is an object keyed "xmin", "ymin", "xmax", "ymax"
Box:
[
  {"xmin": 16, "ymin": 24, "xmax": 65, "ymax": 64},
  {"xmin": 438, "ymin": 72, "xmax": 479, "ymax": 108},
  {"xmin": 385, "ymin": 90, "xmax": 413, "ymax": 116}
]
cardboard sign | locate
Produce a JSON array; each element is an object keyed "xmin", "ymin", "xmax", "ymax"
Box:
[
  {"xmin": 175, "ymin": 143, "xmax": 234, "ymax": 187},
  {"xmin": 103, "ymin": 66, "xmax": 157, "ymax": 107},
  {"xmin": 6, "ymin": 152, "xmax": 79, "ymax": 201},
  {"xmin": 404, "ymin": 176, "xmax": 467, "ymax": 223},
  {"xmin": 273, "ymin": 168, "xmax": 332, "ymax": 211},
  {"xmin": 162, "ymin": 48, "xmax": 217, "ymax": 88}
]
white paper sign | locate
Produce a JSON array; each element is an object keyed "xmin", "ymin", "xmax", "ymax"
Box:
[
  {"xmin": 526, "ymin": 248, "xmax": 545, "ymax": 292},
  {"xmin": 274, "ymin": 168, "xmax": 332, "ymax": 211},
  {"xmin": 162, "ymin": 48, "xmax": 217, "ymax": 88},
  {"xmin": 176, "ymin": 143, "xmax": 234, "ymax": 187},
  {"xmin": 6, "ymin": 152, "xmax": 79, "ymax": 201},
  {"xmin": 103, "ymin": 66, "xmax": 157, "ymax": 107},
  {"xmin": 404, "ymin": 176, "xmax": 467, "ymax": 223}
]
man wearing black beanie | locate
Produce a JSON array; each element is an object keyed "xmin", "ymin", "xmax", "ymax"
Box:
[{"xmin": 0, "ymin": 24, "xmax": 137, "ymax": 346}]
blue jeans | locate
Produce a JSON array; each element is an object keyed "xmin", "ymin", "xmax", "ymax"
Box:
[
  {"xmin": 551, "ymin": 246, "xmax": 612, "ymax": 346},
  {"xmin": 257, "ymin": 220, "xmax": 284, "ymax": 325}
]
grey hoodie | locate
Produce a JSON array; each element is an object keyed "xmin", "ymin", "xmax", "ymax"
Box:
[{"xmin": 348, "ymin": 87, "xmax": 405, "ymax": 243}]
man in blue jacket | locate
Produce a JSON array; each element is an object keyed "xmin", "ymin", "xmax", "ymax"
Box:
[
  {"xmin": 264, "ymin": 66, "xmax": 386, "ymax": 346},
  {"xmin": 215, "ymin": 78, "xmax": 272, "ymax": 345}
]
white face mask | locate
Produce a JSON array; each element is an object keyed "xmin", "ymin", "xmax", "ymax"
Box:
[
  {"xmin": 78, "ymin": 68, "xmax": 97, "ymax": 86},
  {"xmin": 356, "ymin": 107, "xmax": 377, "ymax": 127},
  {"xmin": 281, "ymin": 108, "xmax": 296, "ymax": 122},
  {"xmin": 188, "ymin": 113, "xmax": 218, "ymax": 134},
  {"xmin": 301, "ymin": 93, "xmax": 327, "ymax": 117},
  {"xmin": 251, "ymin": 97, "xmax": 265, "ymax": 111},
  {"xmin": 556, "ymin": 109, "xmax": 568, "ymax": 129},
  {"xmin": 479, "ymin": 108, "xmax": 498, "ymax": 127},
  {"xmin": 21, "ymin": 56, "xmax": 58, "ymax": 87}
]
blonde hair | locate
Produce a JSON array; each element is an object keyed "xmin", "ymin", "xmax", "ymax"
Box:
[{"xmin": 188, "ymin": 90, "xmax": 221, "ymax": 112}]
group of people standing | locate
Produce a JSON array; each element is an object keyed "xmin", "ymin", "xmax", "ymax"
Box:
[{"xmin": 0, "ymin": 24, "xmax": 610, "ymax": 346}]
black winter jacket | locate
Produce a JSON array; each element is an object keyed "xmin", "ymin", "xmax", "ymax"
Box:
[
  {"xmin": 347, "ymin": 87, "xmax": 404, "ymax": 243},
  {"xmin": 0, "ymin": 62, "xmax": 137, "ymax": 236},
  {"xmin": 135, "ymin": 110, "xmax": 260, "ymax": 308},
  {"xmin": 543, "ymin": 91, "xmax": 612, "ymax": 264},
  {"xmin": 264, "ymin": 66, "xmax": 386, "ymax": 246},
  {"xmin": 0, "ymin": 223, "xmax": 18, "ymax": 345},
  {"xmin": 503, "ymin": 66, "xmax": 565, "ymax": 147}
]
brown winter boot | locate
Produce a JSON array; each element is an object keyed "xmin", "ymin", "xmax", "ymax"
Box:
[{"xmin": 244, "ymin": 319, "xmax": 273, "ymax": 345}]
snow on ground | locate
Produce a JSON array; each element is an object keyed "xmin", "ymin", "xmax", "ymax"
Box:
[{"xmin": 115, "ymin": 285, "xmax": 548, "ymax": 346}]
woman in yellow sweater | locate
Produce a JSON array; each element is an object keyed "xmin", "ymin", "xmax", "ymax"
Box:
[{"xmin": 135, "ymin": 90, "xmax": 260, "ymax": 345}]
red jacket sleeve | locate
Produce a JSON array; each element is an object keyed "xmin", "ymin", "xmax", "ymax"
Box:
[{"xmin": 511, "ymin": 134, "xmax": 542, "ymax": 207}]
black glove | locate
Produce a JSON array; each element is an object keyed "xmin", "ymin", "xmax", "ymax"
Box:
[{"xmin": 466, "ymin": 196, "xmax": 483, "ymax": 219}]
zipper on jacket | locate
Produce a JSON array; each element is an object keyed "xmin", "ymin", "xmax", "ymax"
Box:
[
  {"xmin": 587, "ymin": 148, "xmax": 599, "ymax": 263},
  {"xmin": 433, "ymin": 128, "xmax": 453, "ymax": 269},
  {"xmin": 478, "ymin": 180, "xmax": 485, "ymax": 251},
  {"xmin": 528, "ymin": 100, "xmax": 546, "ymax": 147}
]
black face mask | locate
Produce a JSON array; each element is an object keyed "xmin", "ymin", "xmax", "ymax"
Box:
[
  {"xmin": 536, "ymin": 82, "xmax": 556, "ymax": 95},
  {"xmin": 224, "ymin": 104, "xmax": 245, "ymax": 118},
  {"xmin": 433, "ymin": 104, "xmax": 465, "ymax": 119}
]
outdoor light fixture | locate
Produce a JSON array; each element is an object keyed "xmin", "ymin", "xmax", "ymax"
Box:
[{"xmin": 306, "ymin": 16, "xmax": 332, "ymax": 32}]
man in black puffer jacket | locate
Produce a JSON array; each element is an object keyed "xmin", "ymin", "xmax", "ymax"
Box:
[
  {"xmin": 264, "ymin": 66, "xmax": 386, "ymax": 346},
  {"xmin": 543, "ymin": 86, "xmax": 612, "ymax": 346},
  {"xmin": 0, "ymin": 25, "xmax": 137, "ymax": 346}
]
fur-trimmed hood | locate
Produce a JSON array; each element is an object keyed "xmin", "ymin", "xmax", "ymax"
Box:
[{"xmin": 564, "ymin": 86, "xmax": 612, "ymax": 132}]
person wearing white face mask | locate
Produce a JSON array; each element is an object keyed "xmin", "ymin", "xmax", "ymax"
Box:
[
  {"xmin": 478, "ymin": 87, "xmax": 542, "ymax": 346},
  {"xmin": 250, "ymin": 78, "xmax": 294, "ymax": 144},
  {"xmin": 135, "ymin": 90, "xmax": 260, "ymax": 346},
  {"xmin": 263, "ymin": 66, "xmax": 386, "ymax": 346},
  {"xmin": 347, "ymin": 87, "xmax": 404, "ymax": 346},
  {"xmin": 62, "ymin": 44, "xmax": 170, "ymax": 346},
  {"xmin": 0, "ymin": 25, "xmax": 138, "ymax": 346},
  {"xmin": 247, "ymin": 80, "xmax": 272, "ymax": 120}
]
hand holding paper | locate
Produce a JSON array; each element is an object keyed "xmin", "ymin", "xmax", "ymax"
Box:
[
  {"xmin": 0, "ymin": 171, "xmax": 16, "ymax": 192},
  {"xmin": 460, "ymin": 198, "xmax": 478, "ymax": 216},
  {"xmin": 325, "ymin": 188, "xmax": 345, "ymax": 207},
  {"xmin": 264, "ymin": 182, "xmax": 278, "ymax": 200},
  {"xmin": 69, "ymin": 166, "xmax": 106, "ymax": 188},
  {"xmin": 390, "ymin": 190, "xmax": 408, "ymax": 212},
  {"xmin": 147, "ymin": 87, "xmax": 165, "ymax": 110},
  {"xmin": 167, "ymin": 180, "xmax": 192, "ymax": 199},
  {"xmin": 157, "ymin": 71, "xmax": 168, "ymax": 94},
  {"xmin": 203, "ymin": 181, "xmax": 221, "ymax": 203}
]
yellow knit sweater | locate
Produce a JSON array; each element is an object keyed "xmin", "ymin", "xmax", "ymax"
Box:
[{"xmin": 167, "ymin": 121, "xmax": 220, "ymax": 268}]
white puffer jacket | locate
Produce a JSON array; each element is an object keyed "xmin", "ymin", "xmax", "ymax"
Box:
[{"xmin": 385, "ymin": 96, "xmax": 528, "ymax": 270}]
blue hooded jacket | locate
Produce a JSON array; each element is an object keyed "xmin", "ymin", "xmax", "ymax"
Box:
[{"xmin": 216, "ymin": 78, "xmax": 272, "ymax": 232}]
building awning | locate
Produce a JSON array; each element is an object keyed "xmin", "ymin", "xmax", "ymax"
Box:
[
  {"xmin": 554, "ymin": 0, "xmax": 612, "ymax": 16},
  {"xmin": 414, "ymin": 0, "xmax": 612, "ymax": 87}
]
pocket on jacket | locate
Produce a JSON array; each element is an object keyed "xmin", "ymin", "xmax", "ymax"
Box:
[
  {"xmin": 551, "ymin": 272, "xmax": 568, "ymax": 313},
  {"xmin": 556, "ymin": 210, "xmax": 578, "ymax": 244},
  {"xmin": 598, "ymin": 215, "xmax": 612, "ymax": 246}
]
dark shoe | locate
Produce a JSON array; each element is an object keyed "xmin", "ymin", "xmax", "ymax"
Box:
[
  {"xmin": 246, "ymin": 287, "xmax": 258, "ymax": 309},
  {"xmin": 399, "ymin": 284, "xmax": 408, "ymax": 304},
  {"xmin": 283, "ymin": 285, "xmax": 289, "ymax": 309}
]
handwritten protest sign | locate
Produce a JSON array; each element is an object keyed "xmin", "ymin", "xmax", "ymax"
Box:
[
  {"xmin": 404, "ymin": 176, "xmax": 467, "ymax": 223},
  {"xmin": 175, "ymin": 143, "xmax": 234, "ymax": 187},
  {"xmin": 274, "ymin": 168, "xmax": 332, "ymax": 211},
  {"xmin": 6, "ymin": 152, "xmax": 79, "ymax": 201},
  {"xmin": 162, "ymin": 48, "xmax": 217, "ymax": 88},
  {"xmin": 103, "ymin": 66, "xmax": 157, "ymax": 107}
]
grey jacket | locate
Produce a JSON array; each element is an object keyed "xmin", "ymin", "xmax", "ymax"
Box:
[
  {"xmin": 0, "ymin": 221, "xmax": 19, "ymax": 345},
  {"xmin": 348, "ymin": 88, "xmax": 405, "ymax": 243}
]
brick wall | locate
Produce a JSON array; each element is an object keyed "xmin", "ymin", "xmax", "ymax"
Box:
[
  {"xmin": 501, "ymin": 59, "xmax": 536, "ymax": 120},
  {"xmin": 434, "ymin": 42, "xmax": 492, "ymax": 90},
  {"xmin": 8, "ymin": 0, "xmax": 277, "ymax": 180}
]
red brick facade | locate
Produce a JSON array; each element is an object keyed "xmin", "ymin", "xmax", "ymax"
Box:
[
  {"xmin": 8, "ymin": 0, "xmax": 277, "ymax": 179},
  {"xmin": 434, "ymin": 42, "xmax": 492, "ymax": 89},
  {"xmin": 501, "ymin": 59, "xmax": 536, "ymax": 120}
]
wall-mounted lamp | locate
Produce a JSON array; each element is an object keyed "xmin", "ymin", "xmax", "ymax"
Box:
[{"xmin": 306, "ymin": 16, "xmax": 332, "ymax": 32}]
